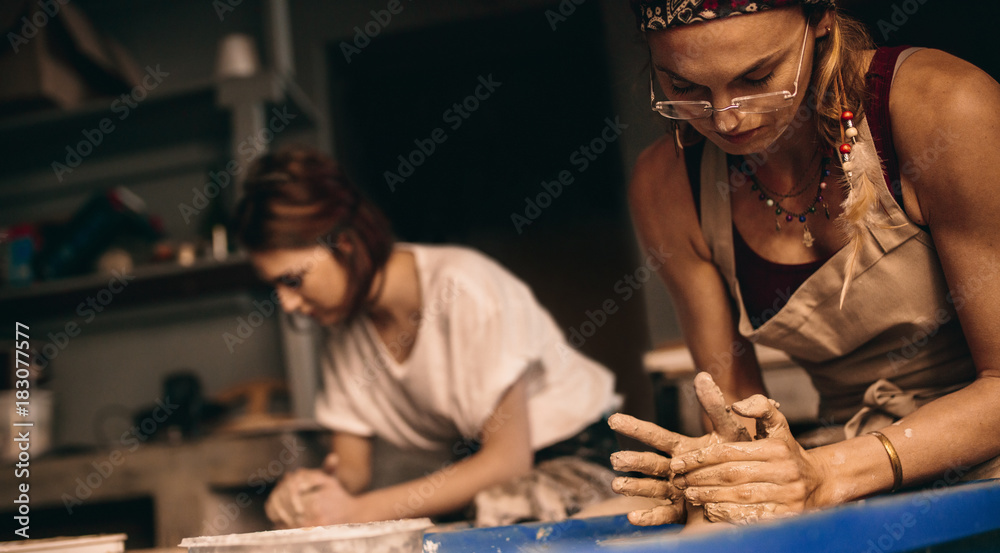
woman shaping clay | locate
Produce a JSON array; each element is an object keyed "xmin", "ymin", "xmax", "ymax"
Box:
[
  {"xmin": 609, "ymin": 0, "xmax": 1000, "ymax": 526},
  {"xmin": 233, "ymin": 146, "xmax": 620, "ymax": 527}
]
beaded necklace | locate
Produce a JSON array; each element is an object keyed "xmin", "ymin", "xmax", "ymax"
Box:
[
  {"xmin": 759, "ymin": 148, "xmax": 819, "ymax": 200},
  {"xmin": 745, "ymin": 153, "xmax": 832, "ymax": 248}
]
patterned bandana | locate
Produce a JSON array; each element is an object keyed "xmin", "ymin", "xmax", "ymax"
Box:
[{"xmin": 635, "ymin": 0, "xmax": 835, "ymax": 31}]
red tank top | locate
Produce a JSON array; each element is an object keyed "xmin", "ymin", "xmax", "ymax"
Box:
[{"xmin": 686, "ymin": 46, "xmax": 913, "ymax": 328}]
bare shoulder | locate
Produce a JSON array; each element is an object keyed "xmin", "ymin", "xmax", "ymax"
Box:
[
  {"xmin": 890, "ymin": 49, "xmax": 1000, "ymax": 148},
  {"xmin": 630, "ymin": 134, "xmax": 682, "ymax": 197},
  {"xmin": 888, "ymin": 49, "xmax": 1000, "ymax": 222},
  {"xmin": 628, "ymin": 135, "xmax": 712, "ymax": 265},
  {"xmin": 628, "ymin": 134, "xmax": 684, "ymax": 227}
]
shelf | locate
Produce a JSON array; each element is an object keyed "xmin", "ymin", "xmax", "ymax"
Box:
[
  {"xmin": 0, "ymin": 77, "xmax": 208, "ymax": 135},
  {"xmin": 0, "ymin": 255, "xmax": 267, "ymax": 321},
  {"xmin": 0, "ymin": 71, "xmax": 319, "ymax": 180},
  {"xmin": 216, "ymin": 71, "xmax": 321, "ymax": 126},
  {"xmin": 0, "ymin": 80, "xmax": 227, "ymax": 178}
]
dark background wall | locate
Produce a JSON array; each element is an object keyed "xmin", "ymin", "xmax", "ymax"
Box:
[{"xmin": 842, "ymin": 0, "xmax": 999, "ymax": 78}]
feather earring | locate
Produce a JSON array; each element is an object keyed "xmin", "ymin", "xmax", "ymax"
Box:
[{"xmin": 836, "ymin": 109, "xmax": 884, "ymax": 309}]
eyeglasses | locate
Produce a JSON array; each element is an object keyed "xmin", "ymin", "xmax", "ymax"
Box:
[{"xmin": 650, "ymin": 21, "xmax": 811, "ymax": 121}]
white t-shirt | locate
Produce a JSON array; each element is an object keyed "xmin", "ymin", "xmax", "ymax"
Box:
[{"xmin": 314, "ymin": 243, "xmax": 620, "ymax": 452}]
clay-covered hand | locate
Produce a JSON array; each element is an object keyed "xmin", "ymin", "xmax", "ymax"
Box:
[
  {"xmin": 670, "ymin": 394, "xmax": 827, "ymax": 525},
  {"xmin": 293, "ymin": 471, "xmax": 360, "ymax": 526},
  {"xmin": 608, "ymin": 372, "xmax": 753, "ymax": 526},
  {"xmin": 265, "ymin": 466, "xmax": 355, "ymax": 528},
  {"xmin": 608, "ymin": 450, "xmax": 685, "ymax": 526}
]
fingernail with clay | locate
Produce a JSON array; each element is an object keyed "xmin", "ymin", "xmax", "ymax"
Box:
[
  {"xmin": 671, "ymin": 458, "xmax": 686, "ymax": 472},
  {"xmin": 672, "ymin": 475, "xmax": 687, "ymax": 489},
  {"xmin": 608, "ymin": 413, "xmax": 624, "ymax": 429},
  {"xmin": 612, "ymin": 477, "xmax": 628, "ymax": 492},
  {"xmin": 635, "ymin": 510, "xmax": 655, "ymax": 525},
  {"xmin": 610, "ymin": 452, "xmax": 625, "ymax": 469}
]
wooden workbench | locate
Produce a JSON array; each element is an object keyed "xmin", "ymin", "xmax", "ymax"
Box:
[{"xmin": 0, "ymin": 428, "xmax": 328, "ymax": 548}]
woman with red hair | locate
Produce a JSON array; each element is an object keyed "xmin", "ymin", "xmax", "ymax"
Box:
[{"xmin": 233, "ymin": 145, "xmax": 620, "ymax": 527}]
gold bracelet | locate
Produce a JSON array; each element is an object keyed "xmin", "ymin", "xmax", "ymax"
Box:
[{"xmin": 869, "ymin": 431, "xmax": 903, "ymax": 492}]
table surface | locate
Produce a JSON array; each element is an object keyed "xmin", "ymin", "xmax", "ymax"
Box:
[
  {"xmin": 424, "ymin": 479, "xmax": 1000, "ymax": 553},
  {"xmin": 0, "ymin": 430, "xmax": 328, "ymax": 549}
]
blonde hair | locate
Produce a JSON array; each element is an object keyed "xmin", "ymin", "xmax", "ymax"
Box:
[{"xmin": 808, "ymin": 6, "xmax": 875, "ymax": 150}]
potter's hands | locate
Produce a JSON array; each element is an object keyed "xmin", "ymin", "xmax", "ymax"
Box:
[
  {"xmin": 670, "ymin": 394, "xmax": 828, "ymax": 524},
  {"xmin": 265, "ymin": 454, "xmax": 359, "ymax": 528},
  {"xmin": 608, "ymin": 372, "xmax": 753, "ymax": 526}
]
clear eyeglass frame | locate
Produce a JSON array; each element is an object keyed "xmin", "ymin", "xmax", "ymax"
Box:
[{"xmin": 649, "ymin": 21, "xmax": 811, "ymax": 121}]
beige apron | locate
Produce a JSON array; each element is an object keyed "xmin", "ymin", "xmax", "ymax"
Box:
[{"xmin": 697, "ymin": 119, "xmax": 998, "ymax": 478}]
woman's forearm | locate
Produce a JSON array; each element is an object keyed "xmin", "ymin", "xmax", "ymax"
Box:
[
  {"xmin": 351, "ymin": 374, "xmax": 534, "ymax": 522},
  {"xmin": 336, "ymin": 464, "xmax": 371, "ymax": 495},
  {"xmin": 331, "ymin": 433, "xmax": 374, "ymax": 495},
  {"xmin": 353, "ymin": 447, "xmax": 532, "ymax": 522},
  {"xmin": 812, "ymin": 376, "xmax": 1000, "ymax": 506}
]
